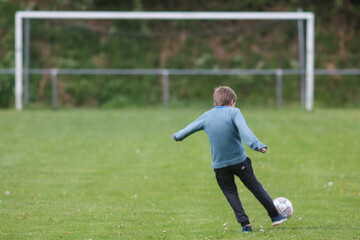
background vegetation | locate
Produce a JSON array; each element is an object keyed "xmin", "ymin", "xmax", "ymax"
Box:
[{"xmin": 0, "ymin": 0, "xmax": 359, "ymax": 108}]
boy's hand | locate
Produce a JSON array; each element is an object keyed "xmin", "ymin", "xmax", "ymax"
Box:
[{"xmin": 259, "ymin": 147, "xmax": 267, "ymax": 153}]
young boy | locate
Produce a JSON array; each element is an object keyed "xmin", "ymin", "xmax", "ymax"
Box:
[{"xmin": 173, "ymin": 86, "xmax": 286, "ymax": 233}]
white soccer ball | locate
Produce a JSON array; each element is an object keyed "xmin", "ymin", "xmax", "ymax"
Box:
[{"xmin": 273, "ymin": 197, "xmax": 293, "ymax": 219}]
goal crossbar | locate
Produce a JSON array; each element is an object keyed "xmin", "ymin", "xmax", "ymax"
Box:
[{"xmin": 15, "ymin": 11, "xmax": 315, "ymax": 110}]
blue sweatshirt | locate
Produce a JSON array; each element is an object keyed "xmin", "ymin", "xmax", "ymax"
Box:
[{"xmin": 173, "ymin": 106, "xmax": 267, "ymax": 169}]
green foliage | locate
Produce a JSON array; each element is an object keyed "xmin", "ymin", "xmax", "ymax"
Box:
[
  {"xmin": 0, "ymin": 76, "xmax": 14, "ymax": 108},
  {"xmin": 316, "ymin": 75, "xmax": 360, "ymax": 107},
  {"xmin": 0, "ymin": 109, "xmax": 359, "ymax": 239},
  {"xmin": 0, "ymin": 2, "xmax": 18, "ymax": 107},
  {"xmin": 0, "ymin": 0, "xmax": 359, "ymax": 108}
]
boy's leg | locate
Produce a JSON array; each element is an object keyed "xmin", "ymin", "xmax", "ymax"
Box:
[
  {"xmin": 233, "ymin": 158, "xmax": 279, "ymax": 218},
  {"xmin": 214, "ymin": 166, "xmax": 250, "ymax": 226}
]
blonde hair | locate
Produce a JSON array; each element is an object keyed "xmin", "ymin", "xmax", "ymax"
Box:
[{"xmin": 213, "ymin": 86, "xmax": 237, "ymax": 106}]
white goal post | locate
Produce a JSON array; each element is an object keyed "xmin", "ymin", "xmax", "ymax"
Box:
[{"xmin": 15, "ymin": 11, "xmax": 315, "ymax": 111}]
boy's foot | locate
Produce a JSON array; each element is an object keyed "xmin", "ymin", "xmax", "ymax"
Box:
[
  {"xmin": 242, "ymin": 224, "xmax": 252, "ymax": 233},
  {"xmin": 271, "ymin": 214, "xmax": 287, "ymax": 226}
]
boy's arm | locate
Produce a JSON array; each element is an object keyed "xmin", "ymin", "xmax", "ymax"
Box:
[
  {"xmin": 233, "ymin": 109, "xmax": 267, "ymax": 152},
  {"xmin": 173, "ymin": 113, "xmax": 207, "ymax": 141}
]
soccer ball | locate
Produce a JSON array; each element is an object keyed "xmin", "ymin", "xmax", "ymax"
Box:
[{"xmin": 273, "ymin": 197, "xmax": 293, "ymax": 219}]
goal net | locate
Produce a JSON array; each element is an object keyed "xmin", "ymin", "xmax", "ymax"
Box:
[{"xmin": 14, "ymin": 11, "xmax": 314, "ymax": 110}]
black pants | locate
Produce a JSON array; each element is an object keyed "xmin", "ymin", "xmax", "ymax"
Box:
[{"xmin": 214, "ymin": 158, "xmax": 279, "ymax": 226}]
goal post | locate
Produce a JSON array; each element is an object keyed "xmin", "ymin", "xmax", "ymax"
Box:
[{"xmin": 15, "ymin": 11, "xmax": 315, "ymax": 111}]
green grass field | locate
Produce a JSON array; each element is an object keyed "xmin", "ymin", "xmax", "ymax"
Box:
[{"xmin": 0, "ymin": 108, "xmax": 359, "ymax": 239}]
